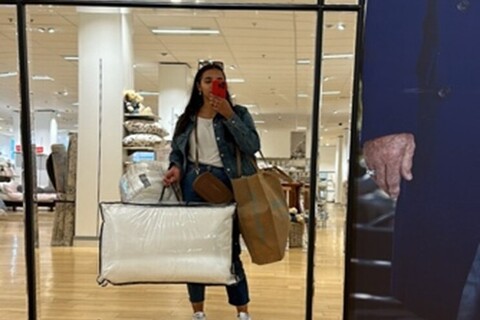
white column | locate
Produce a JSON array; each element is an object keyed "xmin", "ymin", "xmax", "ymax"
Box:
[
  {"xmin": 34, "ymin": 110, "xmax": 56, "ymax": 187},
  {"xmin": 75, "ymin": 7, "xmax": 134, "ymax": 244},
  {"xmin": 334, "ymin": 135, "xmax": 344, "ymax": 203},
  {"xmin": 50, "ymin": 117, "xmax": 58, "ymax": 146},
  {"xmin": 13, "ymin": 112, "xmax": 20, "ymax": 149},
  {"xmin": 34, "ymin": 110, "xmax": 56, "ymax": 154},
  {"xmin": 158, "ymin": 63, "xmax": 191, "ymax": 140}
]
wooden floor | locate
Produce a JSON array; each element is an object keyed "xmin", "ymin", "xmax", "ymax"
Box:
[{"xmin": 0, "ymin": 204, "xmax": 345, "ymax": 320}]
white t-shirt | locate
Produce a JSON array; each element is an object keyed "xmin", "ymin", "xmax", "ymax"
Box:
[{"xmin": 188, "ymin": 117, "xmax": 223, "ymax": 168}]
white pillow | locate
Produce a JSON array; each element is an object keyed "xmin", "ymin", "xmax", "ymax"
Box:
[{"xmin": 123, "ymin": 134, "xmax": 162, "ymax": 147}]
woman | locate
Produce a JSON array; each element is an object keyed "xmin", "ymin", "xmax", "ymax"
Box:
[{"xmin": 163, "ymin": 62, "xmax": 260, "ymax": 320}]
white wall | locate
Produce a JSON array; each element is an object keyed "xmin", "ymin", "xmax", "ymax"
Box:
[
  {"xmin": 259, "ymin": 128, "xmax": 337, "ymax": 171},
  {"xmin": 318, "ymin": 146, "xmax": 336, "ymax": 172},
  {"xmin": 259, "ymin": 128, "xmax": 291, "ymax": 158}
]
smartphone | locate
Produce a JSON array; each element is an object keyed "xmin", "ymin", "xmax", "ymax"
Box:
[{"xmin": 212, "ymin": 79, "xmax": 227, "ymax": 99}]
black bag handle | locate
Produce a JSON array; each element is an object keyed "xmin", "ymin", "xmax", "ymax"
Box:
[{"xmin": 159, "ymin": 183, "xmax": 182, "ymax": 202}]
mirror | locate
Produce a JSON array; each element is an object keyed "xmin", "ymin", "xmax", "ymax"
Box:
[{"xmin": 0, "ymin": 2, "xmax": 359, "ymax": 319}]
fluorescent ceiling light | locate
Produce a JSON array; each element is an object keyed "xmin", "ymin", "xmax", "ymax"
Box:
[
  {"xmin": 254, "ymin": 120, "xmax": 265, "ymax": 124},
  {"xmin": 322, "ymin": 91, "xmax": 341, "ymax": 95},
  {"xmin": 323, "ymin": 53, "xmax": 354, "ymax": 60},
  {"xmin": 296, "ymin": 59, "xmax": 311, "ymax": 65},
  {"xmin": 72, "ymin": 102, "xmax": 79, "ymax": 107},
  {"xmin": 244, "ymin": 104, "xmax": 257, "ymax": 109},
  {"xmin": 32, "ymin": 75, "xmax": 54, "ymax": 81},
  {"xmin": 297, "ymin": 93, "xmax": 309, "ymax": 98},
  {"xmin": 152, "ymin": 28, "xmax": 220, "ymax": 35},
  {"xmin": 228, "ymin": 78, "xmax": 245, "ymax": 83},
  {"xmin": 63, "ymin": 56, "xmax": 79, "ymax": 61},
  {"xmin": 296, "ymin": 126, "xmax": 307, "ymax": 131},
  {"xmin": 138, "ymin": 91, "xmax": 159, "ymax": 96},
  {"xmin": 0, "ymin": 71, "xmax": 18, "ymax": 78}
]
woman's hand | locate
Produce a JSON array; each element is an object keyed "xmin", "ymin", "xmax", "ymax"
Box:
[
  {"xmin": 163, "ymin": 166, "xmax": 181, "ymax": 186},
  {"xmin": 209, "ymin": 94, "xmax": 234, "ymax": 119}
]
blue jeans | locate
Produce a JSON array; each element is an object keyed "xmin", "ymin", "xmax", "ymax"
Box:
[{"xmin": 182, "ymin": 162, "xmax": 250, "ymax": 306}]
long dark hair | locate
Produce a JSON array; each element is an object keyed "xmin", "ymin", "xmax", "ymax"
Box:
[{"xmin": 173, "ymin": 64, "xmax": 234, "ymax": 137}]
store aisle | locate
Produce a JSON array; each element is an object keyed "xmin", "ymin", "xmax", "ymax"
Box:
[{"xmin": 0, "ymin": 203, "xmax": 346, "ymax": 320}]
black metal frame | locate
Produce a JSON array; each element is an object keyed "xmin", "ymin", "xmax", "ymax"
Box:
[{"xmin": 5, "ymin": 0, "xmax": 366, "ymax": 319}]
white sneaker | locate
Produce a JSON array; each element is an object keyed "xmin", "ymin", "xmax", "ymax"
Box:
[
  {"xmin": 237, "ymin": 312, "xmax": 251, "ymax": 320},
  {"xmin": 192, "ymin": 311, "xmax": 206, "ymax": 320}
]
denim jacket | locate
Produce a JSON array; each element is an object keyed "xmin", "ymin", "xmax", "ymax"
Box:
[{"xmin": 169, "ymin": 105, "xmax": 260, "ymax": 179}]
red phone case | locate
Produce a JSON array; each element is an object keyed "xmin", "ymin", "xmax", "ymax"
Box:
[{"xmin": 212, "ymin": 80, "xmax": 227, "ymax": 98}]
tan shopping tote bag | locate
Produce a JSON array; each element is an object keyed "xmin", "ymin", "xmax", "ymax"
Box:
[{"xmin": 231, "ymin": 150, "xmax": 290, "ymax": 265}]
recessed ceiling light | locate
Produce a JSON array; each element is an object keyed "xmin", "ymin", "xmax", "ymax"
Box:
[
  {"xmin": 323, "ymin": 53, "xmax": 354, "ymax": 60},
  {"xmin": 32, "ymin": 75, "xmax": 54, "ymax": 81},
  {"xmin": 152, "ymin": 28, "xmax": 220, "ymax": 35},
  {"xmin": 137, "ymin": 91, "xmax": 159, "ymax": 96},
  {"xmin": 0, "ymin": 71, "xmax": 18, "ymax": 78},
  {"xmin": 322, "ymin": 91, "xmax": 341, "ymax": 95},
  {"xmin": 296, "ymin": 59, "xmax": 311, "ymax": 65}
]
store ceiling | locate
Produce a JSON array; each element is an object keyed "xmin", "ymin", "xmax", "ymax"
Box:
[{"xmin": 0, "ymin": 1, "xmax": 358, "ymax": 147}]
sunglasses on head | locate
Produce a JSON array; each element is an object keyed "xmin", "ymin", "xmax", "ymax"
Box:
[{"xmin": 198, "ymin": 60, "xmax": 224, "ymax": 70}]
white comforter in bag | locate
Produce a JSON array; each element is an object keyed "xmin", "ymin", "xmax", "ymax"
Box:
[{"xmin": 97, "ymin": 202, "xmax": 237, "ymax": 286}]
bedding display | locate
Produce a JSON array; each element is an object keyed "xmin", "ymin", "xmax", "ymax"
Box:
[{"xmin": 0, "ymin": 181, "xmax": 57, "ymax": 210}]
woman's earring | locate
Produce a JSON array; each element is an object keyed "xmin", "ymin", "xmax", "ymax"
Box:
[{"xmin": 198, "ymin": 90, "xmax": 202, "ymax": 96}]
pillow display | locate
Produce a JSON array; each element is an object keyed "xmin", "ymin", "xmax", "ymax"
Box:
[
  {"xmin": 123, "ymin": 120, "xmax": 168, "ymax": 138},
  {"xmin": 122, "ymin": 134, "xmax": 162, "ymax": 148}
]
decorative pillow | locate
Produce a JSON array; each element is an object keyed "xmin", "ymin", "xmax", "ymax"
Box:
[
  {"xmin": 4, "ymin": 181, "xmax": 19, "ymax": 194},
  {"xmin": 124, "ymin": 120, "xmax": 168, "ymax": 138},
  {"xmin": 123, "ymin": 134, "xmax": 163, "ymax": 148}
]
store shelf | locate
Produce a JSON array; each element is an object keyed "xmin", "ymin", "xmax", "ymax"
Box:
[{"xmin": 124, "ymin": 114, "xmax": 159, "ymax": 121}]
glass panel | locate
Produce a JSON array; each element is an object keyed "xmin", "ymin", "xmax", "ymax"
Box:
[
  {"xmin": 0, "ymin": 4, "xmax": 28, "ymax": 320},
  {"xmin": 313, "ymin": 10, "xmax": 356, "ymax": 318}
]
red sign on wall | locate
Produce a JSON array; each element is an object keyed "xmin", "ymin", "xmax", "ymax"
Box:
[{"xmin": 15, "ymin": 145, "xmax": 45, "ymax": 154}]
